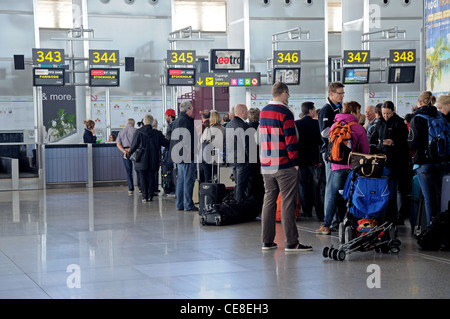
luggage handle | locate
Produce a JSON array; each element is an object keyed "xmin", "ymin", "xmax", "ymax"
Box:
[{"xmin": 212, "ymin": 147, "xmax": 221, "ymax": 183}]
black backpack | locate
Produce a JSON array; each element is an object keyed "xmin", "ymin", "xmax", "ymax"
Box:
[{"xmin": 417, "ymin": 204, "xmax": 450, "ymax": 251}]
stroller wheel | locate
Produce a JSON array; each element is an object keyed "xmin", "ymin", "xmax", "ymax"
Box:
[
  {"xmin": 332, "ymin": 249, "xmax": 339, "ymax": 260},
  {"xmin": 322, "ymin": 247, "xmax": 330, "ymax": 258},
  {"xmin": 389, "ymin": 240, "xmax": 401, "ymax": 254},
  {"xmin": 328, "ymin": 247, "xmax": 335, "ymax": 259},
  {"xmin": 338, "ymin": 250, "xmax": 346, "ymax": 261}
]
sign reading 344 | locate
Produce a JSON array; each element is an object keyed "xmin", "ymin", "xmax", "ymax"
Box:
[{"xmin": 89, "ymin": 50, "xmax": 119, "ymax": 66}]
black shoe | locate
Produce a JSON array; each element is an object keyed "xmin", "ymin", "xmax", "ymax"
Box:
[
  {"xmin": 262, "ymin": 242, "xmax": 278, "ymax": 251},
  {"xmin": 184, "ymin": 206, "xmax": 199, "ymax": 212},
  {"xmin": 176, "ymin": 207, "xmax": 184, "ymax": 211},
  {"xmin": 285, "ymin": 243, "xmax": 313, "ymax": 252}
]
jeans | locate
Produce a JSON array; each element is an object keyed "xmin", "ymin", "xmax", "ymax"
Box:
[
  {"xmin": 416, "ymin": 163, "xmax": 442, "ymax": 225},
  {"xmin": 298, "ymin": 165, "xmax": 315, "ymax": 216},
  {"xmin": 123, "ymin": 157, "xmax": 141, "ymax": 191},
  {"xmin": 323, "ymin": 169, "xmax": 351, "ymax": 227},
  {"xmin": 176, "ymin": 163, "xmax": 197, "ymax": 210}
]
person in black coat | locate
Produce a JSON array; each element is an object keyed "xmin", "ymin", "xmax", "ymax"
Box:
[
  {"xmin": 369, "ymin": 101, "xmax": 411, "ymax": 224},
  {"xmin": 83, "ymin": 120, "xmax": 97, "ymax": 144},
  {"xmin": 408, "ymin": 91, "xmax": 444, "ymax": 225},
  {"xmin": 225, "ymin": 104, "xmax": 254, "ymax": 201},
  {"xmin": 130, "ymin": 114, "xmax": 169, "ymax": 202},
  {"xmin": 295, "ymin": 102, "xmax": 323, "ymax": 218},
  {"xmin": 169, "ymin": 101, "xmax": 198, "ymax": 211}
]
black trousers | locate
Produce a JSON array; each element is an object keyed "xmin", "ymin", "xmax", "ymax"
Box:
[
  {"xmin": 139, "ymin": 169, "xmax": 155, "ymax": 201},
  {"xmin": 232, "ymin": 163, "xmax": 250, "ymax": 201}
]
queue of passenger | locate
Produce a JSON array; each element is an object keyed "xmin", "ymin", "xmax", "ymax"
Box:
[{"xmin": 87, "ymin": 83, "xmax": 449, "ymax": 252}]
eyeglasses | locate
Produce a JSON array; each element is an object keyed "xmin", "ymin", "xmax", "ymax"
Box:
[
  {"xmin": 285, "ymin": 91, "xmax": 290, "ymax": 97},
  {"xmin": 334, "ymin": 91, "xmax": 345, "ymax": 95}
]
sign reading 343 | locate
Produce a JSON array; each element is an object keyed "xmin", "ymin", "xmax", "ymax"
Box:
[{"xmin": 32, "ymin": 49, "xmax": 64, "ymax": 65}]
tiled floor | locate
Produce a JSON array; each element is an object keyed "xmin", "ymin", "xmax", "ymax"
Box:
[{"xmin": 0, "ymin": 186, "xmax": 449, "ymax": 299}]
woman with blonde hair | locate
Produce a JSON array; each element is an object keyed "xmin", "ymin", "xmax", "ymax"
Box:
[
  {"xmin": 436, "ymin": 94, "xmax": 450, "ymax": 122},
  {"xmin": 200, "ymin": 110, "xmax": 224, "ymax": 183}
]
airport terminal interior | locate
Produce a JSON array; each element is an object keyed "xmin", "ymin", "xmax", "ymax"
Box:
[{"xmin": 0, "ymin": 0, "xmax": 449, "ymax": 300}]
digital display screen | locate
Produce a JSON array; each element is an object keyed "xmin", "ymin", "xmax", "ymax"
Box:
[
  {"xmin": 273, "ymin": 68, "xmax": 301, "ymax": 85},
  {"xmin": 167, "ymin": 68, "xmax": 196, "ymax": 86},
  {"xmin": 210, "ymin": 49, "xmax": 244, "ymax": 71},
  {"xmin": 33, "ymin": 68, "xmax": 65, "ymax": 86},
  {"xmin": 343, "ymin": 67, "xmax": 369, "ymax": 84},
  {"xmin": 89, "ymin": 68, "xmax": 120, "ymax": 87},
  {"xmin": 388, "ymin": 66, "xmax": 415, "ymax": 84}
]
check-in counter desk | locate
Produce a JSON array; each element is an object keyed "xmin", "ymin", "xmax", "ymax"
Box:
[{"xmin": 43, "ymin": 143, "xmax": 126, "ymax": 187}]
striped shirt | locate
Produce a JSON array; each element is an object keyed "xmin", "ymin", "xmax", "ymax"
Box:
[{"xmin": 259, "ymin": 101, "xmax": 298, "ymax": 172}]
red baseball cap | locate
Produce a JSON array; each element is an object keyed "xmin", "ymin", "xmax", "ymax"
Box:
[{"xmin": 165, "ymin": 109, "xmax": 176, "ymax": 117}]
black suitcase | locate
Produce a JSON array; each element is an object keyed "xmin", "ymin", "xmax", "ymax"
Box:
[
  {"xmin": 417, "ymin": 203, "xmax": 450, "ymax": 250},
  {"xmin": 199, "ymin": 149, "xmax": 226, "ymax": 216},
  {"xmin": 200, "ymin": 196, "xmax": 262, "ymax": 226}
]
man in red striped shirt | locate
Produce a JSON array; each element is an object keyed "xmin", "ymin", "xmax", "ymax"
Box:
[{"xmin": 259, "ymin": 82, "xmax": 313, "ymax": 252}]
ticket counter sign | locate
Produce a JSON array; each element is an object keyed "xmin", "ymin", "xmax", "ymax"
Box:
[
  {"xmin": 32, "ymin": 49, "xmax": 64, "ymax": 65},
  {"xmin": 343, "ymin": 50, "xmax": 370, "ymax": 65},
  {"xmin": 89, "ymin": 68, "xmax": 120, "ymax": 87},
  {"xmin": 33, "ymin": 68, "xmax": 65, "ymax": 86},
  {"xmin": 273, "ymin": 50, "xmax": 301, "ymax": 68},
  {"xmin": 195, "ymin": 72, "xmax": 260, "ymax": 87},
  {"xmin": 389, "ymin": 49, "xmax": 416, "ymax": 64},
  {"xmin": 167, "ymin": 68, "xmax": 196, "ymax": 86}
]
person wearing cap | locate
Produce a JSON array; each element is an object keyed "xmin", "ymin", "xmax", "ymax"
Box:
[{"xmin": 162, "ymin": 108, "xmax": 177, "ymax": 196}]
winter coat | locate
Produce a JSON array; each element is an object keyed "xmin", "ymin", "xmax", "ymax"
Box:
[
  {"xmin": 370, "ymin": 113, "xmax": 409, "ymax": 172},
  {"xmin": 129, "ymin": 125, "xmax": 169, "ymax": 171}
]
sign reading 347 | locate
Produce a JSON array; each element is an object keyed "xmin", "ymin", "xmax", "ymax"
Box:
[{"xmin": 343, "ymin": 50, "xmax": 370, "ymax": 65}]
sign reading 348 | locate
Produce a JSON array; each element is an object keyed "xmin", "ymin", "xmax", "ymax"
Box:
[{"xmin": 89, "ymin": 50, "xmax": 119, "ymax": 66}]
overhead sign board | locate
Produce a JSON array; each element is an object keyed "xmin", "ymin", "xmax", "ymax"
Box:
[
  {"xmin": 389, "ymin": 49, "xmax": 416, "ymax": 64},
  {"xmin": 167, "ymin": 50, "xmax": 196, "ymax": 66},
  {"xmin": 343, "ymin": 50, "xmax": 370, "ymax": 65},
  {"xmin": 167, "ymin": 68, "xmax": 196, "ymax": 86},
  {"xmin": 89, "ymin": 68, "xmax": 120, "ymax": 87},
  {"xmin": 195, "ymin": 72, "xmax": 260, "ymax": 87},
  {"xmin": 32, "ymin": 48, "xmax": 65, "ymax": 65},
  {"xmin": 273, "ymin": 50, "xmax": 301, "ymax": 68},
  {"xmin": 33, "ymin": 68, "xmax": 65, "ymax": 86},
  {"xmin": 89, "ymin": 50, "xmax": 119, "ymax": 66},
  {"xmin": 210, "ymin": 49, "xmax": 245, "ymax": 71}
]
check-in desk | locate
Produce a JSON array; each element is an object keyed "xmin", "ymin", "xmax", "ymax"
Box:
[{"xmin": 43, "ymin": 143, "xmax": 127, "ymax": 187}]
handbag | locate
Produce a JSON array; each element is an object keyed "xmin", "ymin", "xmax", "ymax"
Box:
[
  {"xmin": 130, "ymin": 147, "xmax": 144, "ymax": 162},
  {"xmin": 350, "ymin": 152, "xmax": 387, "ymax": 178}
]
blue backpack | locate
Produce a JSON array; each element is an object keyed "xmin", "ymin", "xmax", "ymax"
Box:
[{"xmin": 415, "ymin": 114, "xmax": 450, "ymax": 162}]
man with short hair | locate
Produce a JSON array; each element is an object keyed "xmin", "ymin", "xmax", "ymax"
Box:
[
  {"xmin": 162, "ymin": 109, "xmax": 176, "ymax": 196},
  {"xmin": 225, "ymin": 104, "xmax": 252, "ymax": 201},
  {"xmin": 318, "ymin": 82, "xmax": 345, "ymax": 225},
  {"xmin": 170, "ymin": 101, "xmax": 198, "ymax": 211},
  {"xmin": 116, "ymin": 118, "xmax": 141, "ymax": 195},
  {"xmin": 364, "ymin": 105, "xmax": 376, "ymax": 131},
  {"xmin": 295, "ymin": 101, "xmax": 323, "ymax": 218},
  {"xmin": 259, "ymin": 82, "xmax": 312, "ymax": 252}
]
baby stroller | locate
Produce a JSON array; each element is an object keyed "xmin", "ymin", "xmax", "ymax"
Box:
[{"xmin": 323, "ymin": 163, "xmax": 401, "ymax": 261}]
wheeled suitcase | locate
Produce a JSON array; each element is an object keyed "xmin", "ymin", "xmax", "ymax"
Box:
[
  {"xmin": 199, "ymin": 149, "xmax": 226, "ymax": 216},
  {"xmin": 200, "ymin": 196, "xmax": 262, "ymax": 226}
]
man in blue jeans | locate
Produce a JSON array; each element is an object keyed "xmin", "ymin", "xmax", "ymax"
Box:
[
  {"xmin": 116, "ymin": 118, "xmax": 141, "ymax": 195},
  {"xmin": 170, "ymin": 101, "xmax": 198, "ymax": 212}
]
